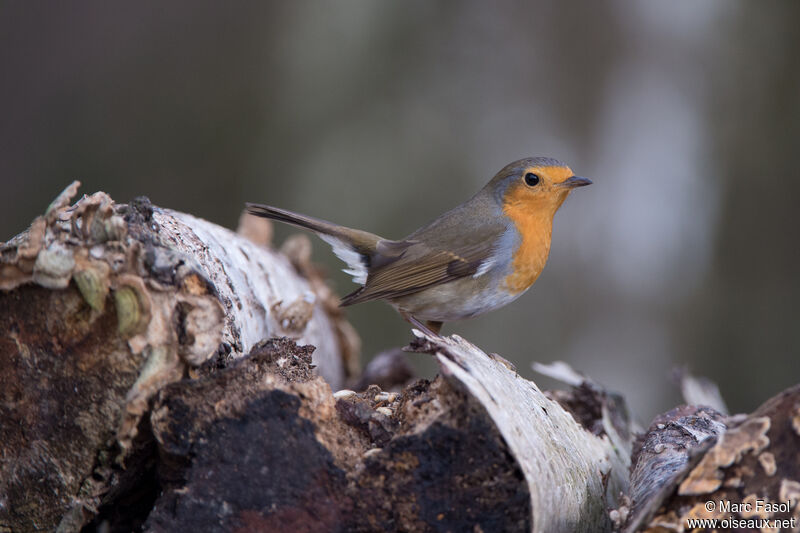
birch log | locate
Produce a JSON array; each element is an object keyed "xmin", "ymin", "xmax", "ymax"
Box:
[
  {"xmin": 407, "ymin": 332, "xmax": 633, "ymax": 533},
  {"xmin": 0, "ymin": 183, "xmax": 348, "ymax": 531},
  {"xmin": 2, "ymin": 183, "xmax": 797, "ymax": 533}
]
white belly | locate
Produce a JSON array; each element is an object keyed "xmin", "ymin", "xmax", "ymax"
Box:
[{"xmin": 390, "ymin": 272, "xmax": 526, "ymax": 322}]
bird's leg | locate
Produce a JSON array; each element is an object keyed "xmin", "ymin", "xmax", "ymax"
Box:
[
  {"xmin": 400, "ymin": 312, "xmax": 442, "ymax": 337},
  {"xmin": 425, "ymin": 321, "xmax": 443, "ymax": 335}
]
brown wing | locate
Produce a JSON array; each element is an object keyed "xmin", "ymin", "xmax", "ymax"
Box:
[
  {"xmin": 340, "ymin": 189, "xmax": 510, "ymax": 306},
  {"xmin": 339, "ymin": 238, "xmax": 495, "ymax": 306}
]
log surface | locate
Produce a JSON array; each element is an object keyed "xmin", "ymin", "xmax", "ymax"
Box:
[
  {"xmin": 1, "ymin": 183, "xmax": 798, "ymax": 533},
  {"xmin": 0, "ymin": 185, "xmax": 347, "ymax": 531}
]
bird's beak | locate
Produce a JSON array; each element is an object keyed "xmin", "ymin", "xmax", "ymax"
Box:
[{"xmin": 558, "ymin": 176, "xmax": 593, "ymax": 189}]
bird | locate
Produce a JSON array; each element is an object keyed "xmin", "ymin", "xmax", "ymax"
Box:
[{"xmin": 247, "ymin": 157, "xmax": 591, "ymax": 336}]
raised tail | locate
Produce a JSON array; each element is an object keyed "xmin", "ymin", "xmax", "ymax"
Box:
[{"xmin": 245, "ymin": 203, "xmax": 384, "ymax": 285}]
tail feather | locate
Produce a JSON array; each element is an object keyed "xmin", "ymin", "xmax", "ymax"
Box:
[
  {"xmin": 340, "ymin": 286, "xmax": 366, "ymax": 306},
  {"xmin": 246, "ymin": 204, "xmax": 381, "ymax": 252},
  {"xmin": 246, "ymin": 203, "xmax": 383, "ymax": 286}
]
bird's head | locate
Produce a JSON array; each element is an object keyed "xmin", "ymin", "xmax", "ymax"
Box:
[{"xmin": 487, "ymin": 157, "xmax": 592, "ymax": 218}]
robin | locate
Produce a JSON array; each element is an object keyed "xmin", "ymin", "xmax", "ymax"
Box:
[{"xmin": 247, "ymin": 157, "xmax": 590, "ymax": 335}]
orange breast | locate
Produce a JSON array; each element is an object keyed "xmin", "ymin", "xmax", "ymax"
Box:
[{"xmin": 502, "ymin": 192, "xmax": 555, "ymax": 294}]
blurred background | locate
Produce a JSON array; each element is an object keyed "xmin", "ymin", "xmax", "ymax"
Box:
[{"xmin": 2, "ymin": 1, "xmax": 798, "ymax": 423}]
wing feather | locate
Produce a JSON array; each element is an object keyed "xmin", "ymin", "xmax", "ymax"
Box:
[
  {"xmin": 340, "ymin": 238, "xmax": 498, "ymax": 306},
  {"xmin": 339, "ymin": 195, "xmax": 511, "ymax": 307}
]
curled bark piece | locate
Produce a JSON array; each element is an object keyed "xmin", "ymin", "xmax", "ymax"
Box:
[
  {"xmin": 45, "ymin": 180, "xmax": 81, "ymax": 220},
  {"xmin": 533, "ymin": 360, "xmax": 638, "ymax": 444},
  {"xmin": 676, "ymin": 368, "xmax": 729, "ymax": 415},
  {"xmin": 281, "ymin": 232, "xmax": 362, "ymax": 381},
  {"xmin": 236, "ymin": 207, "xmax": 273, "ymax": 247},
  {"xmin": 410, "ymin": 332, "xmax": 634, "ymax": 533}
]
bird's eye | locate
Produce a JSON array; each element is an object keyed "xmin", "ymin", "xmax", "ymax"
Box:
[{"xmin": 524, "ymin": 172, "xmax": 540, "ymax": 187}]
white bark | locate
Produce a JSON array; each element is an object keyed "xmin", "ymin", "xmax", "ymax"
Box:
[
  {"xmin": 413, "ymin": 331, "xmax": 631, "ymax": 533},
  {"xmin": 0, "ymin": 183, "xmax": 346, "ymax": 453},
  {"xmin": 155, "ymin": 210, "xmax": 344, "ymax": 388}
]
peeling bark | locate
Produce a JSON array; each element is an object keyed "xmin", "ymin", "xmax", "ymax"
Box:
[
  {"xmin": 406, "ymin": 338, "xmax": 634, "ymax": 533},
  {"xmin": 624, "ymin": 386, "xmax": 800, "ymax": 532},
  {"xmin": 0, "ymin": 184, "xmax": 347, "ymax": 532},
  {"xmin": 1, "ymin": 183, "xmax": 798, "ymax": 533}
]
